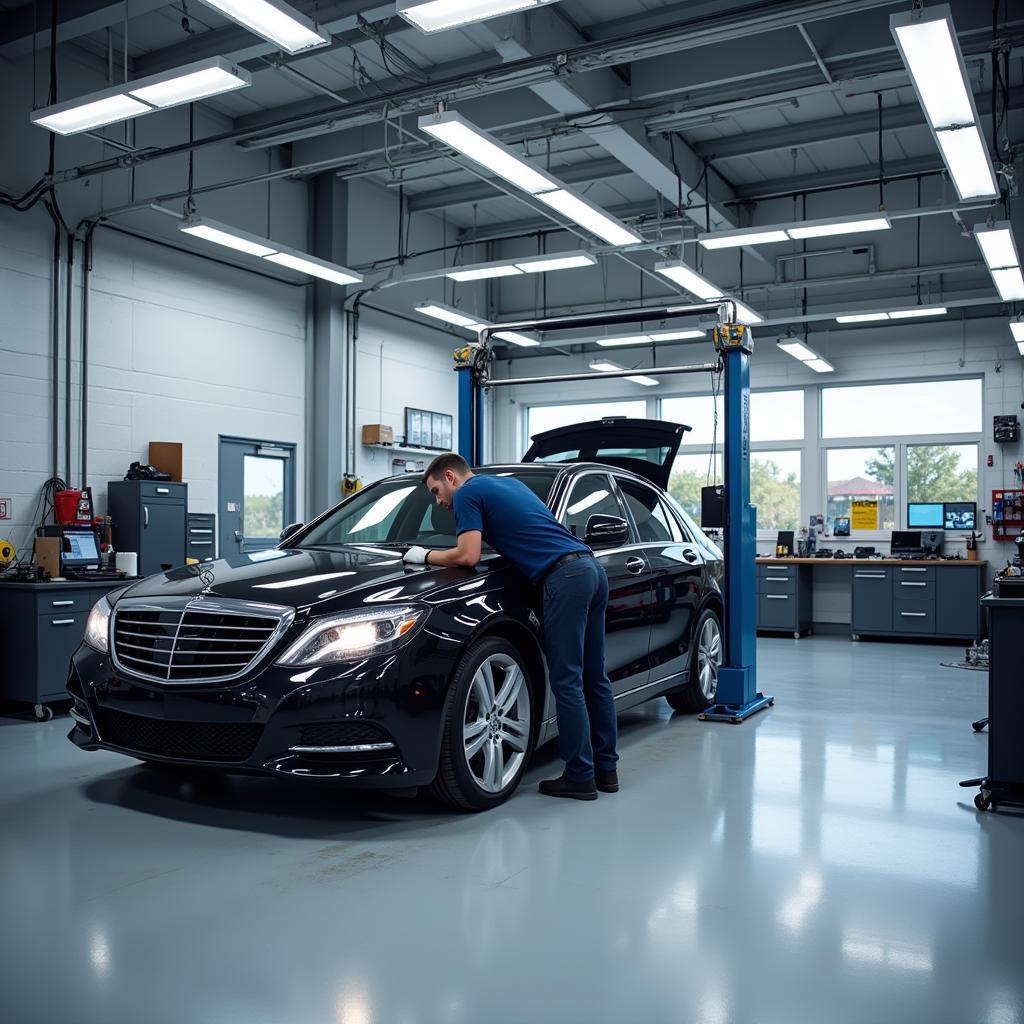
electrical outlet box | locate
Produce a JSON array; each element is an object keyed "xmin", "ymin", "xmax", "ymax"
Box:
[{"xmin": 994, "ymin": 415, "xmax": 1020, "ymax": 443}]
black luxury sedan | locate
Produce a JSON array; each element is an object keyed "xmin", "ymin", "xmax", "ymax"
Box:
[{"xmin": 67, "ymin": 419, "xmax": 724, "ymax": 810}]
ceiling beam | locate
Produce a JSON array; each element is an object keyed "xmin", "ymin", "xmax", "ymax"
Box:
[
  {"xmin": 734, "ymin": 156, "xmax": 946, "ymax": 201},
  {"xmin": 0, "ymin": 0, "xmax": 169, "ymax": 57}
]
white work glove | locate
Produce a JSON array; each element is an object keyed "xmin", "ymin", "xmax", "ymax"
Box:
[{"xmin": 403, "ymin": 546, "xmax": 430, "ymax": 565}]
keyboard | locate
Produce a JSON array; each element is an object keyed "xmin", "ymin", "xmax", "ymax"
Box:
[{"xmin": 64, "ymin": 569, "xmax": 129, "ymax": 582}]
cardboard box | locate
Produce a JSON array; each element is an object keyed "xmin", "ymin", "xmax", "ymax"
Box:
[
  {"xmin": 34, "ymin": 536, "xmax": 61, "ymax": 579},
  {"xmin": 149, "ymin": 441, "xmax": 183, "ymax": 481},
  {"xmin": 362, "ymin": 424, "xmax": 394, "ymax": 446}
]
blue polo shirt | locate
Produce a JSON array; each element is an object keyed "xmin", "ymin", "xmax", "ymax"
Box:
[{"xmin": 453, "ymin": 474, "xmax": 588, "ymax": 582}]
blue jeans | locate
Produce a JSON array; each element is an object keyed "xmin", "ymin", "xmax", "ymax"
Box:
[{"xmin": 541, "ymin": 555, "xmax": 619, "ymax": 782}]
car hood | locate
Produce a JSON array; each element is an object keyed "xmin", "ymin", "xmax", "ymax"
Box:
[{"xmin": 113, "ymin": 546, "xmax": 488, "ymax": 608}]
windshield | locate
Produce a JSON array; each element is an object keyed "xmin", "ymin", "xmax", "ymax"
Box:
[{"xmin": 294, "ymin": 468, "xmax": 556, "ymax": 550}]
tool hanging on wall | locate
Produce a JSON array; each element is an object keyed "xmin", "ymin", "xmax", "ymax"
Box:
[{"xmin": 0, "ymin": 539, "xmax": 15, "ymax": 567}]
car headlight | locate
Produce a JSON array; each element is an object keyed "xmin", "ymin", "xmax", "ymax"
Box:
[
  {"xmin": 276, "ymin": 606, "xmax": 427, "ymax": 666},
  {"xmin": 84, "ymin": 594, "xmax": 112, "ymax": 653}
]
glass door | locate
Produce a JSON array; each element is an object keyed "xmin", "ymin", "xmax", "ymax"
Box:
[{"xmin": 218, "ymin": 437, "xmax": 296, "ymax": 556}]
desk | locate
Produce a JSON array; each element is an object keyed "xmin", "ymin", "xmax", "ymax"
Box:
[
  {"xmin": 0, "ymin": 580, "xmax": 133, "ymax": 719},
  {"xmin": 755, "ymin": 559, "xmax": 987, "ymax": 641}
]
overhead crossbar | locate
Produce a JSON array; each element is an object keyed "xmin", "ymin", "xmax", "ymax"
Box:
[{"xmin": 481, "ymin": 362, "xmax": 719, "ymax": 388}]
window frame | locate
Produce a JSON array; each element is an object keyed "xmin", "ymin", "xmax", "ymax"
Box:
[{"xmin": 559, "ymin": 470, "xmax": 634, "ymax": 543}]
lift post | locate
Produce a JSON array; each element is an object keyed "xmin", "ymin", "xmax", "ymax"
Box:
[{"xmin": 453, "ymin": 301, "xmax": 772, "ymax": 725}]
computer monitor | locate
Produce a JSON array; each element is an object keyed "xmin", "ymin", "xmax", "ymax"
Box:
[
  {"xmin": 943, "ymin": 502, "xmax": 976, "ymax": 531},
  {"xmin": 891, "ymin": 530, "xmax": 923, "ymax": 555},
  {"xmin": 62, "ymin": 529, "xmax": 101, "ymax": 569},
  {"xmin": 908, "ymin": 502, "xmax": 944, "ymax": 528}
]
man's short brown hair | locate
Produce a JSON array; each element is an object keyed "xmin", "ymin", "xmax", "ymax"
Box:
[{"xmin": 423, "ymin": 453, "xmax": 471, "ymax": 484}]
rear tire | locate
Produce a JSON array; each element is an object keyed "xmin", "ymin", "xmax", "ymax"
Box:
[
  {"xmin": 430, "ymin": 637, "xmax": 535, "ymax": 812},
  {"xmin": 666, "ymin": 608, "xmax": 722, "ymax": 714}
]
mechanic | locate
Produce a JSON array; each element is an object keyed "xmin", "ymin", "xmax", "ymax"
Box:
[{"xmin": 404, "ymin": 453, "xmax": 619, "ymax": 801}]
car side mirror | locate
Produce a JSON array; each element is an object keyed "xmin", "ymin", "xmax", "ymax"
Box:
[
  {"xmin": 585, "ymin": 514, "xmax": 629, "ymax": 549},
  {"xmin": 279, "ymin": 522, "xmax": 304, "ymax": 543}
]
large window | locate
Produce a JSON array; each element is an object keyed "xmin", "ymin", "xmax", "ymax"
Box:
[
  {"xmin": 752, "ymin": 451, "xmax": 801, "ymax": 531},
  {"xmin": 907, "ymin": 444, "xmax": 979, "ymax": 504},
  {"xmin": 826, "ymin": 447, "xmax": 896, "ymax": 530},
  {"xmin": 667, "ymin": 452, "xmax": 722, "ymax": 523},
  {"xmin": 822, "ymin": 379, "xmax": 982, "ymax": 438},
  {"xmin": 527, "ymin": 400, "xmax": 646, "ymax": 440},
  {"xmin": 751, "ymin": 390, "xmax": 804, "ymax": 442}
]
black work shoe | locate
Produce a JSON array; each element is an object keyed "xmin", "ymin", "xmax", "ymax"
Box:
[
  {"xmin": 596, "ymin": 769, "xmax": 619, "ymax": 793},
  {"xmin": 538, "ymin": 774, "xmax": 598, "ymax": 801}
]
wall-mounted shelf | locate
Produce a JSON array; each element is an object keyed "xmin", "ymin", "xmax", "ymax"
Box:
[
  {"xmin": 992, "ymin": 489, "xmax": 1024, "ymax": 541},
  {"xmin": 363, "ymin": 443, "xmax": 450, "ymax": 457}
]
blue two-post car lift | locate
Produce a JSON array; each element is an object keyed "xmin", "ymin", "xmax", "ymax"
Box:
[{"xmin": 454, "ymin": 300, "xmax": 773, "ymax": 724}]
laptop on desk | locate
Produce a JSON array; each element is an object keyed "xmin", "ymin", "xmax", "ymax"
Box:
[{"xmin": 890, "ymin": 530, "xmax": 923, "ymax": 557}]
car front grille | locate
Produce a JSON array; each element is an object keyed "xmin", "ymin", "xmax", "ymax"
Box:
[
  {"xmin": 299, "ymin": 721, "xmax": 391, "ymax": 747},
  {"xmin": 112, "ymin": 598, "xmax": 293, "ymax": 683},
  {"xmin": 96, "ymin": 708, "xmax": 263, "ymax": 762}
]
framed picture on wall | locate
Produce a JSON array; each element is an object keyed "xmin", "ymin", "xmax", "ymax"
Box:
[{"xmin": 405, "ymin": 407, "xmax": 453, "ymax": 451}]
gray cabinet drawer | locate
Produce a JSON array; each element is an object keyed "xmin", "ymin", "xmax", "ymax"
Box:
[
  {"xmin": 759, "ymin": 593, "xmax": 797, "ymax": 630},
  {"xmin": 37, "ymin": 613, "xmax": 87, "ymax": 697},
  {"xmin": 897, "ymin": 565, "xmax": 935, "ymax": 581},
  {"xmin": 761, "ymin": 574, "xmax": 797, "ymax": 595},
  {"xmin": 35, "ymin": 591, "xmax": 94, "ymax": 615},
  {"xmin": 139, "ymin": 481, "xmax": 186, "ymax": 500},
  {"xmin": 895, "ymin": 578, "xmax": 935, "ymax": 598},
  {"xmin": 852, "ymin": 568, "xmax": 893, "ymax": 633},
  {"xmin": 893, "ymin": 601, "xmax": 935, "ymax": 633},
  {"xmin": 758, "ymin": 563, "xmax": 793, "ymax": 579},
  {"xmin": 936, "ymin": 568, "xmax": 981, "ymax": 637}
]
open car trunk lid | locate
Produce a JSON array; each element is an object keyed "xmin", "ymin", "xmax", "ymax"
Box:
[{"xmin": 521, "ymin": 417, "xmax": 689, "ymax": 490}]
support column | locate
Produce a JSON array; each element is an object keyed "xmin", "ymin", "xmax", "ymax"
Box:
[{"xmin": 308, "ymin": 175, "xmax": 351, "ymax": 517}]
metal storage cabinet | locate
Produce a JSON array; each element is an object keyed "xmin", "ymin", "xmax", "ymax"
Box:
[
  {"xmin": 756, "ymin": 562, "xmax": 812, "ymax": 637},
  {"xmin": 936, "ymin": 566, "xmax": 982, "ymax": 638},
  {"xmin": 107, "ymin": 480, "xmax": 187, "ymax": 577},
  {"xmin": 0, "ymin": 581, "xmax": 128, "ymax": 719},
  {"xmin": 187, "ymin": 512, "xmax": 216, "ymax": 562},
  {"xmin": 852, "ymin": 566, "xmax": 893, "ymax": 637}
]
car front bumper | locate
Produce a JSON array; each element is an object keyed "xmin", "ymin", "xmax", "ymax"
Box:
[{"xmin": 66, "ymin": 637, "xmax": 456, "ymax": 787}]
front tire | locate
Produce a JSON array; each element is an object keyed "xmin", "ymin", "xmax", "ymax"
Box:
[
  {"xmin": 666, "ymin": 608, "xmax": 722, "ymax": 714},
  {"xmin": 430, "ymin": 637, "xmax": 535, "ymax": 812}
]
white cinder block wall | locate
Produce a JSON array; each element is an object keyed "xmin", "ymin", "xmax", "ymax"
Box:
[{"xmin": 490, "ymin": 316, "xmax": 1024, "ymax": 605}]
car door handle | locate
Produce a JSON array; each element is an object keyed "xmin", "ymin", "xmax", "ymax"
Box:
[
  {"xmin": 626, "ymin": 557, "xmax": 646, "ymax": 574},
  {"xmin": 682, "ymin": 548, "xmax": 699, "ymax": 563}
]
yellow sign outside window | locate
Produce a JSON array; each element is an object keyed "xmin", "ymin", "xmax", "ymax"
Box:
[{"xmin": 850, "ymin": 500, "xmax": 879, "ymax": 530}]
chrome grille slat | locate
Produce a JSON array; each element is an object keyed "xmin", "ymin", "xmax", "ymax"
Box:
[{"xmin": 112, "ymin": 597, "xmax": 294, "ymax": 684}]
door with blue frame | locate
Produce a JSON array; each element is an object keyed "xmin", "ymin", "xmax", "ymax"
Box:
[{"xmin": 218, "ymin": 436, "xmax": 296, "ymax": 558}]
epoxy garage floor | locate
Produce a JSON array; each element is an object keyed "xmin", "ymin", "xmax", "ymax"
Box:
[{"xmin": 2, "ymin": 636, "xmax": 1022, "ymax": 1024}]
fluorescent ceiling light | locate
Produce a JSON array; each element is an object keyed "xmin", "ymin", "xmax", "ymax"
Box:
[
  {"xmin": 698, "ymin": 228, "xmax": 789, "ymax": 250},
  {"xmin": 935, "ymin": 126, "xmax": 999, "ymax": 200},
  {"xmin": 888, "ymin": 307, "xmax": 947, "ymax": 319},
  {"xmin": 786, "ymin": 215, "xmax": 892, "ymax": 240},
  {"xmin": 419, "ymin": 111, "xmax": 557, "ymax": 195},
  {"xmin": 626, "ymin": 374, "xmax": 660, "ymax": 387},
  {"xmin": 595, "ymin": 328, "xmax": 705, "ymax": 347},
  {"xmin": 534, "ymin": 189, "xmax": 642, "ymax": 246},
  {"xmin": 444, "ymin": 250, "xmax": 596, "ymax": 281},
  {"xmin": 263, "ymin": 251, "xmax": 362, "ymax": 286},
  {"xmin": 595, "ymin": 335, "xmax": 650, "ymax": 347},
  {"xmin": 493, "ymin": 331, "xmax": 540, "ymax": 347},
  {"xmin": 397, "ymin": 0, "xmax": 558, "ymax": 34},
  {"xmin": 992, "ymin": 266, "xmax": 1024, "ymax": 301},
  {"xmin": 178, "ymin": 217, "xmax": 279, "ymax": 258},
  {"xmin": 836, "ymin": 312, "xmax": 889, "ymax": 323},
  {"xmin": 891, "ymin": 6, "xmax": 997, "ymax": 201},
  {"xmin": 195, "ymin": 0, "xmax": 328, "ymax": 54},
  {"xmin": 975, "ymin": 223, "xmax": 1019, "ymax": 270},
  {"xmin": 516, "ymin": 252, "xmax": 596, "ymax": 273},
  {"xmin": 804, "ymin": 358, "xmax": 834, "ymax": 373},
  {"xmin": 31, "ymin": 56, "xmax": 251, "ymax": 135},
  {"xmin": 776, "ymin": 338, "xmax": 833, "ymax": 373},
  {"xmin": 648, "ymin": 329, "xmax": 706, "ymax": 342},
  {"xmin": 447, "ymin": 264, "xmax": 523, "ymax": 282},
  {"xmin": 1018, "ymin": 341, "xmax": 1024, "ymax": 357},
  {"xmin": 777, "ymin": 339, "xmax": 818, "ymax": 361},
  {"xmin": 732, "ymin": 301, "xmax": 763, "ymax": 324},
  {"xmin": 589, "ymin": 359, "xmax": 622, "ymax": 372},
  {"xmin": 415, "ymin": 303, "xmax": 484, "ymax": 330},
  {"xmin": 655, "ymin": 262, "xmax": 724, "ymax": 300},
  {"xmin": 1010, "ymin": 320, "xmax": 1024, "ymax": 343},
  {"xmin": 32, "ymin": 94, "xmax": 151, "ymax": 135}
]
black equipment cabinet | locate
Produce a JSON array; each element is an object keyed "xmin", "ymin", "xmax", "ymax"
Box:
[
  {"xmin": 0, "ymin": 580, "xmax": 129, "ymax": 719},
  {"xmin": 186, "ymin": 512, "xmax": 216, "ymax": 562},
  {"xmin": 107, "ymin": 480, "xmax": 187, "ymax": 577},
  {"xmin": 970, "ymin": 595, "xmax": 1024, "ymax": 811}
]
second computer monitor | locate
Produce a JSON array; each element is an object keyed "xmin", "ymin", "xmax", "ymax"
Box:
[{"xmin": 944, "ymin": 502, "xmax": 976, "ymax": 531}]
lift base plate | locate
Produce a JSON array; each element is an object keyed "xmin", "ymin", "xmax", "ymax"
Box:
[{"xmin": 699, "ymin": 693, "xmax": 774, "ymax": 724}]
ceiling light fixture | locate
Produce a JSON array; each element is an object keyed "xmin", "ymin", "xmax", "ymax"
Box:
[
  {"xmin": 732, "ymin": 301, "xmax": 763, "ymax": 325},
  {"xmin": 263, "ymin": 250, "xmax": 362, "ymax": 286},
  {"xmin": 835, "ymin": 306, "xmax": 948, "ymax": 323},
  {"xmin": 588, "ymin": 358, "xmax": 659, "ymax": 386},
  {"xmin": 444, "ymin": 250, "xmax": 597, "ymax": 281},
  {"xmin": 697, "ymin": 213, "xmax": 892, "ymax": 249},
  {"xmin": 414, "ymin": 303, "xmax": 485, "ymax": 330},
  {"xmin": 1010, "ymin": 318, "xmax": 1024, "ymax": 343},
  {"xmin": 973, "ymin": 221, "xmax": 1024, "ymax": 299},
  {"xmin": 31, "ymin": 56, "xmax": 250, "ymax": 135},
  {"xmin": 654, "ymin": 261, "xmax": 724, "ymax": 300},
  {"xmin": 776, "ymin": 337, "xmax": 834, "ymax": 373},
  {"xmin": 493, "ymin": 331, "xmax": 540, "ymax": 348},
  {"xmin": 891, "ymin": 5, "xmax": 997, "ymax": 200},
  {"xmin": 397, "ymin": 0, "xmax": 561, "ymax": 33},
  {"xmin": 419, "ymin": 111, "xmax": 641, "ymax": 246},
  {"xmin": 194, "ymin": 0, "xmax": 328, "ymax": 54},
  {"xmin": 595, "ymin": 328, "xmax": 706, "ymax": 347}
]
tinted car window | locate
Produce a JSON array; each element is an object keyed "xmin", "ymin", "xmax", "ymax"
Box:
[
  {"xmin": 619, "ymin": 478, "xmax": 683, "ymax": 542},
  {"xmin": 295, "ymin": 468, "xmax": 555, "ymax": 550},
  {"xmin": 562, "ymin": 473, "xmax": 625, "ymax": 539}
]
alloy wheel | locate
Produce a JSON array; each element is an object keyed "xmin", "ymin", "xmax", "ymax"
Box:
[
  {"xmin": 697, "ymin": 616, "xmax": 722, "ymax": 700},
  {"xmin": 462, "ymin": 653, "xmax": 531, "ymax": 794}
]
